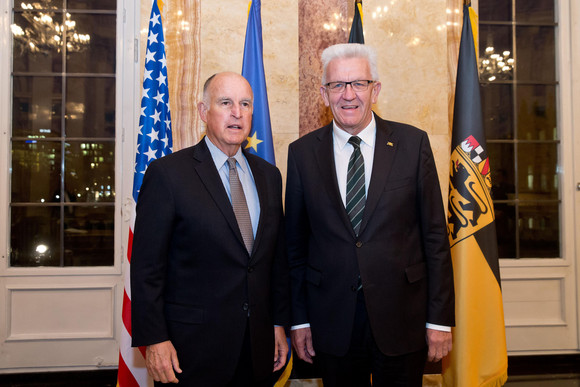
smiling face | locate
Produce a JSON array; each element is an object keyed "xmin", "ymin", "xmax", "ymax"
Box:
[
  {"xmin": 198, "ymin": 72, "xmax": 253, "ymax": 156},
  {"xmin": 321, "ymin": 56, "xmax": 381, "ymax": 136}
]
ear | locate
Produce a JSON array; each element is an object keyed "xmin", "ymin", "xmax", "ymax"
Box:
[
  {"xmin": 370, "ymin": 81, "xmax": 382, "ymax": 104},
  {"xmin": 197, "ymin": 101, "xmax": 208, "ymax": 123},
  {"xmin": 320, "ymin": 86, "xmax": 330, "ymax": 107}
]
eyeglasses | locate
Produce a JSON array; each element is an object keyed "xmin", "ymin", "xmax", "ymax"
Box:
[{"xmin": 324, "ymin": 80, "xmax": 374, "ymax": 93}]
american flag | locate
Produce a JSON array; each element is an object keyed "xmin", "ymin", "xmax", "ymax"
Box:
[{"xmin": 117, "ymin": 1, "xmax": 172, "ymax": 385}]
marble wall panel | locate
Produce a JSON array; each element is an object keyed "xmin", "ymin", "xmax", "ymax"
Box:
[
  {"xmin": 201, "ymin": 0, "xmax": 299, "ymax": 174},
  {"xmin": 298, "ymin": 0, "xmax": 349, "ymax": 136},
  {"xmin": 138, "ymin": 0, "xmax": 464, "ymax": 191}
]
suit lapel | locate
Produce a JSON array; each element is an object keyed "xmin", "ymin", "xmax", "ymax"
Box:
[
  {"xmin": 359, "ymin": 115, "xmax": 398, "ymax": 235},
  {"xmin": 315, "ymin": 125, "xmax": 355, "ymax": 237},
  {"xmin": 192, "ymin": 140, "xmax": 247, "ymax": 253}
]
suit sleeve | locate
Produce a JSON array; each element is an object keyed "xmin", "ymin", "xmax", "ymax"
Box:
[
  {"xmin": 130, "ymin": 160, "xmax": 175, "ymax": 347},
  {"xmin": 417, "ymin": 133, "xmax": 455, "ymax": 327},
  {"xmin": 284, "ymin": 144, "xmax": 311, "ymax": 326}
]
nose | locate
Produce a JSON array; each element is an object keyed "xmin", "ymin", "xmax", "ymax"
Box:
[
  {"xmin": 342, "ymin": 83, "xmax": 356, "ymax": 99},
  {"xmin": 231, "ymin": 103, "xmax": 242, "ymax": 118}
]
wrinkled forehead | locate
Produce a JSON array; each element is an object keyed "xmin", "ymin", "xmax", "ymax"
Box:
[
  {"xmin": 209, "ymin": 73, "xmax": 253, "ymax": 101},
  {"xmin": 325, "ymin": 57, "xmax": 372, "ymax": 81}
]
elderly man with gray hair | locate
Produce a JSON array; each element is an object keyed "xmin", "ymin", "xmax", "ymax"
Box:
[{"xmin": 285, "ymin": 43, "xmax": 455, "ymax": 386}]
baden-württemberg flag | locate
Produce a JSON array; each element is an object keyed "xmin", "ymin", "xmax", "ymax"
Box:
[
  {"xmin": 442, "ymin": 4, "xmax": 508, "ymax": 387},
  {"xmin": 348, "ymin": 0, "xmax": 364, "ymax": 44},
  {"xmin": 242, "ymin": 0, "xmax": 275, "ymax": 165}
]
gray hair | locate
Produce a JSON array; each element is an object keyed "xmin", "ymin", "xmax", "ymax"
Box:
[{"xmin": 321, "ymin": 43, "xmax": 379, "ymax": 85}]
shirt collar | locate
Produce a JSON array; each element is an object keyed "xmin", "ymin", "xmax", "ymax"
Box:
[
  {"xmin": 332, "ymin": 114, "xmax": 377, "ymax": 150},
  {"xmin": 204, "ymin": 136, "xmax": 248, "ymax": 174}
]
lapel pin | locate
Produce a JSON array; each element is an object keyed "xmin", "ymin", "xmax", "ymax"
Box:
[{"xmin": 387, "ymin": 141, "xmax": 394, "ymax": 147}]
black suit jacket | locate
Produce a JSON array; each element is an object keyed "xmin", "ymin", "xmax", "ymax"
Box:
[
  {"xmin": 285, "ymin": 113, "xmax": 454, "ymax": 357},
  {"xmin": 131, "ymin": 138, "xmax": 289, "ymax": 386}
]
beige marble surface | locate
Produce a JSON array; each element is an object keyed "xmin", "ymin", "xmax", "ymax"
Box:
[
  {"xmin": 298, "ymin": 0, "xmax": 349, "ymax": 137},
  {"xmin": 138, "ymin": 0, "xmax": 464, "ymax": 191}
]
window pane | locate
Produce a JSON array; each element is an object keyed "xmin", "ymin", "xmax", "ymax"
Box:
[
  {"xmin": 516, "ymin": 26, "xmax": 555, "ymax": 82},
  {"xmin": 64, "ymin": 206, "xmax": 114, "ymax": 266},
  {"xmin": 489, "ymin": 143, "xmax": 515, "ymax": 199},
  {"xmin": 479, "ymin": 25, "xmax": 513, "ymax": 82},
  {"xmin": 67, "ymin": 0, "xmax": 116, "ymax": 10},
  {"xmin": 65, "ymin": 141, "xmax": 115, "ymax": 202},
  {"xmin": 517, "ymin": 143, "xmax": 559, "ymax": 200},
  {"xmin": 479, "ymin": 0, "xmax": 512, "ymax": 21},
  {"xmin": 13, "ymin": 76, "xmax": 62, "ymax": 138},
  {"xmin": 482, "ymin": 84, "xmax": 513, "ymax": 140},
  {"xmin": 515, "ymin": 0, "xmax": 554, "ymax": 23},
  {"xmin": 12, "ymin": 11, "xmax": 63, "ymax": 73},
  {"xmin": 11, "ymin": 140, "xmax": 61, "ymax": 203},
  {"xmin": 519, "ymin": 203, "xmax": 560, "ymax": 258},
  {"xmin": 14, "ymin": 1, "xmax": 63, "ymax": 9},
  {"xmin": 66, "ymin": 77, "xmax": 115, "ymax": 137},
  {"xmin": 66, "ymin": 14, "xmax": 116, "ymax": 73},
  {"xmin": 494, "ymin": 203, "xmax": 516, "ymax": 258},
  {"xmin": 10, "ymin": 206, "xmax": 61, "ymax": 267},
  {"xmin": 516, "ymin": 85, "xmax": 557, "ymax": 140}
]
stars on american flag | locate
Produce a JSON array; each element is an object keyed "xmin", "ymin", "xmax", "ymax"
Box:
[{"xmin": 132, "ymin": 1, "xmax": 173, "ymax": 201}]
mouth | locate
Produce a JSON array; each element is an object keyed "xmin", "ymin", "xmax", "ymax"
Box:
[
  {"xmin": 341, "ymin": 105, "xmax": 359, "ymax": 110},
  {"xmin": 227, "ymin": 124, "xmax": 243, "ymax": 130}
]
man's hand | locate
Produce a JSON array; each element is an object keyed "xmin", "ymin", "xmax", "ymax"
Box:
[
  {"xmin": 290, "ymin": 327, "xmax": 315, "ymax": 364},
  {"xmin": 426, "ymin": 329, "xmax": 452, "ymax": 362},
  {"xmin": 273, "ymin": 326, "xmax": 289, "ymax": 372},
  {"xmin": 146, "ymin": 340, "xmax": 183, "ymax": 383}
]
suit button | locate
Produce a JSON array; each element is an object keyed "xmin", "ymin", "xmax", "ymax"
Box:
[
  {"xmin": 351, "ymin": 285, "xmax": 357, "ymax": 292},
  {"xmin": 248, "ymin": 266, "xmax": 254, "ymax": 273},
  {"xmin": 356, "ymin": 241, "xmax": 363, "ymax": 248},
  {"xmin": 242, "ymin": 302, "xmax": 249, "ymax": 311}
]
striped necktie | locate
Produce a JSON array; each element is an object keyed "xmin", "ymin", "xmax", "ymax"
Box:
[
  {"xmin": 227, "ymin": 157, "xmax": 254, "ymax": 253},
  {"xmin": 346, "ymin": 136, "xmax": 365, "ymax": 236}
]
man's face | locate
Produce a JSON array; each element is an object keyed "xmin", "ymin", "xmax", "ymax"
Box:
[
  {"xmin": 198, "ymin": 72, "xmax": 253, "ymax": 156},
  {"xmin": 321, "ymin": 57, "xmax": 381, "ymax": 135}
]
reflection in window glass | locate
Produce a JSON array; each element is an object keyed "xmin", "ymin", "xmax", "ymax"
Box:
[
  {"xmin": 481, "ymin": 84, "xmax": 513, "ymax": 140},
  {"xmin": 11, "ymin": 140, "xmax": 61, "ymax": 203},
  {"xmin": 66, "ymin": 78, "xmax": 115, "ymax": 138},
  {"xmin": 65, "ymin": 142, "xmax": 115, "ymax": 202},
  {"xmin": 64, "ymin": 206, "xmax": 114, "ymax": 266},
  {"xmin": 479, "ymin": 0, "xmax": 559, "ymax": 259},
  {"xmin": 10, "ymin": 1, "xmax": 116, "ymax": 267},
  {"xmin": 11, "ymin": 206, "xmax": 61, "ymax": 267},
  {"xmin": 12, "ymin": 76, "xmax": 63, "ymax": 137},
  {"xmin": 66, "ymin": 14, "xmax": 116, "ymax": 73}
]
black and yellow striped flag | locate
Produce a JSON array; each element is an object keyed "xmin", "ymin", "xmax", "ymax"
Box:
[
  {"xmin": 348, "ymin": 0, "xmax": 364, "ymax": 44},
  {"xmin": 442, "ymin": 4, "xmax": 508, "ymax": 387}
]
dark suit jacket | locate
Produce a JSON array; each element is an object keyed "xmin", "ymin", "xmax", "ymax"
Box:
[
  {"xmin": 131, "ymin": 138, "xmax": 289, "ymax": 386},
  {"xmin": 285, "ymin": 113, "xmax": 454, "ymax": 357}
]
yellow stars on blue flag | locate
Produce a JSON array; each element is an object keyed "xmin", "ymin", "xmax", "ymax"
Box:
[{"xmin": 245, "ymin": 131, "xmax": 263, "ymax": 152}]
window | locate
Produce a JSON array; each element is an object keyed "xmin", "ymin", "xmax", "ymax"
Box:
[
  {"xmin": 10, "ymin": 0, "xmax": 116, "ymax": 267},
  {"xmin": 479, "ymin": 0, "xmax": 559, "ymax": 259}
]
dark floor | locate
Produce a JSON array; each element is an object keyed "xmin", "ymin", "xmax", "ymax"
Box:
[{"xmin": 0, "ymin": 355, "xmax": 578, "ymax": 386}]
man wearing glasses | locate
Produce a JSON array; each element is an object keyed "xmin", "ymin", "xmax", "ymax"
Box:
[{"xmin": 285, "ymin": 43, "xmax": 455, "ymax": 386}]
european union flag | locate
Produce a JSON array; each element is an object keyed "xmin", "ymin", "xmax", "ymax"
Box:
[{"xmin": 242, "ymin": 0, "xmax": 275, "ymax": 165}]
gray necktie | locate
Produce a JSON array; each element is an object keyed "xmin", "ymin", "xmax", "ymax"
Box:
[
  {"xmin": 227, "ymin": 157, "xmax": 254, "ymax": 253},
  {"xmin": 346, "ymin": 136, "xmax": 365, "ymax": 236}
]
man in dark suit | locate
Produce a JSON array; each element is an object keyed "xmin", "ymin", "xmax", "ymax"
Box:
[
  {"xmin": 285, "ymin": 44, "xmax": 455, "ymax": 386},
  {"xmin": 131, "ymin": 72, "xmax": 289, "ymax": 386}
]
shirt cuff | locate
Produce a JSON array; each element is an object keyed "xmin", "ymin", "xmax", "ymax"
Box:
[
  {"xmin": 426, "ymin": 323, "xmax": 451, "ymax": 332},
  {"xmin": 291, "ymin": 323, "xmax": 311, "ymax": 330}
]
